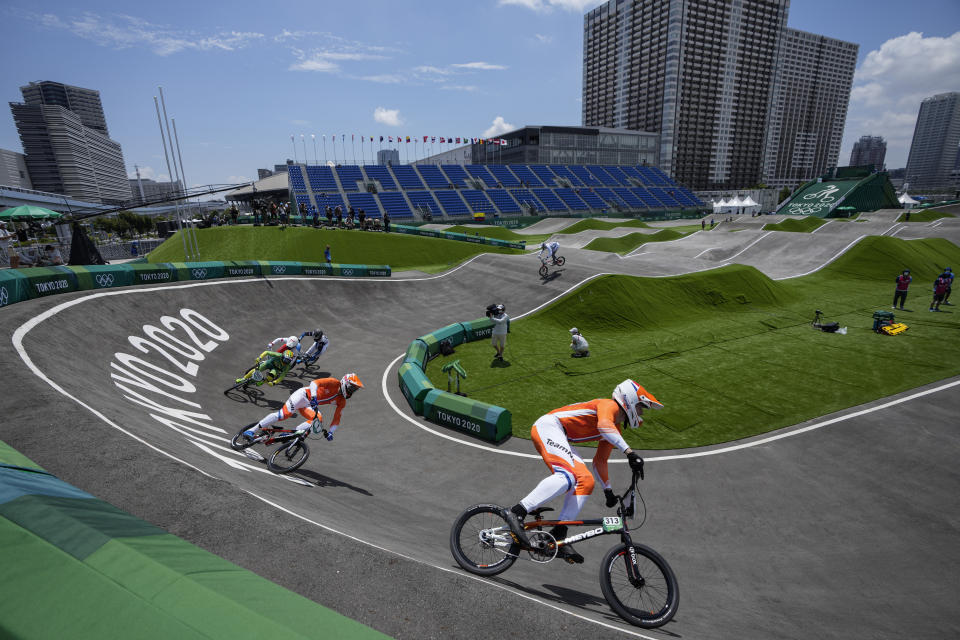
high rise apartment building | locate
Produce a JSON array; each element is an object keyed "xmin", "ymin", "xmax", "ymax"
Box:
[
  {"xmin": 905, "ymin": 92, "xmax": 960, "ymax": 190},
  {"xmin": 848, "ymin": 135, "xmax": 887, "ymax": 170},
  {"xmin": 583, "ymin": 0, "xmax": 856, "ymax": 191},
  {"xmin": 9, "ymin": 81, "xmax": 131, "ymax": 204},
  {"xmin": 762, "ymin": 29, "xmax": 858, "ymax": 189}
]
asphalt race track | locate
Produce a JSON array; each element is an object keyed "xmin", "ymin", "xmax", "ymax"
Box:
[{"xmin": 3, "ymin": 213, "xmax": 959, "ymax": 639}]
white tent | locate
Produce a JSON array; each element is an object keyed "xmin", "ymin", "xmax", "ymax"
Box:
[
  {"xmin": 741, "ymin": 195, "xmax": 759, "ymax": 208},
  {"xmin": 898, "ymin": 193, "xmax": 919, "ymax": 208}
]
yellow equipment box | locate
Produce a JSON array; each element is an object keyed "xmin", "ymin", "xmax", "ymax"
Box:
[{"xmin": 881, "ymin": 323, "xmax": 908, "ymax": 335}]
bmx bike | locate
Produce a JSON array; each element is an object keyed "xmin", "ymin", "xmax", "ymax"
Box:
[
  {"xmin": 224, "ymin": 348, "xmax": 299, "ymax": 395},
  {"xmin": 449, "ymin": 469, "xmax": 679, "ymax": 629},
  {"xmin": 539, "ymin": 255, "xmax": 566, "ymax": 278},
  {"xmin": 230, "ymin": 417, "xmax": 326, "ymax": 474}
]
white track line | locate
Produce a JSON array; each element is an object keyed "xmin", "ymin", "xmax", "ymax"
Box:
[
  {"xmin": 692, "ymin": 247, "xmax": 719, "ymax": 259},
  {"xmin": 881, "ymin": 222, "xmax": 901, "ymax": 236},
  {"xmin": 773, "ymin": 235, "xmax": 865, "ymax": 280},
  {"xmin": 721, "ymin": 230, "xmax": 773, "ymax": 262},
  {"xmin": 889, "ymin": 225, "xmax": 906, "ymax": 237},
  {"xmin": 809, "ymin": 220, "xmax": 833, "ymax": 234}
]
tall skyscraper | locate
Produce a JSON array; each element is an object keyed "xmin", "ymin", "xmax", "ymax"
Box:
[
  {"xmin": 905, "ymin": 92, "xmax": 960, "ymax": 190},
  {"xmin": 9, "ymin": 81, "xmax": 131, "ymax": 204},
  {"xmin": 848, "ymin": 135, "xmax": 887, "ymax": 170},
  {"xmin": 762, "ymin": 29, "xmax": 858, "ymax": 189},
  {"xmin": 582, "ymin": 0, "xmax": 856, "ymax": 191}
]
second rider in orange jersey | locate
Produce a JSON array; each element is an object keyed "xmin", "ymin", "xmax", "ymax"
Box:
[
  {"xmin": 502, "ymin": 379, "xmax": 662, "ymax": 563},
  {"xmin": 242, "ymin": 374, "xmax": 363, "ymax": 442}
]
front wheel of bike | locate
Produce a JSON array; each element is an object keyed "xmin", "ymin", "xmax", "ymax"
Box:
[
  {"xmin": 555, "ymin": 256, "xmax": 566, "ymax": 266},
  {"xmin": 599, "ymin": 542, "xmax": 679, "ymax": 629},
  {"xmin": 267, "ymin": 439, "xmax": 309, "ymax": 473},
  {"xmin": 538, "ymin": 264, "xmax": 549, "ymax": 278},
  {"xmin": 450, "ymin": 504, "xmax": 519, "ymax": 577},
  {"xmin": 223, "ymin": 367, "xmax": 256, "ymax": 395}
]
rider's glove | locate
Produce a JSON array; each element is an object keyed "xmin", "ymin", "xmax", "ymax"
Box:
[
  {"xmin": 322, "ymin": 429, "xmax": 334, "ymax": 441},
  {"xmin": 604, "ymin": 488, "xmax": 617, "ymax": 508},
  {"xmin": 310, "ymin": 398, "xmax": 319, "ymax": 410},
  {"xmin": 627, "ymin": 452, "xmax": 645, "ymax": 480}
]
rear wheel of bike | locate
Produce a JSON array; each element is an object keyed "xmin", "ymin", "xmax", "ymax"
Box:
[
  {"xmin": 224, "ymin": 366, "xmax": 257, "ymax": 395},
  {"xmin": 555, "ymin": 256, "xmax": 566, "ymax": 266},
  {"xmin": 599, "ymin": 542, "xmax": 679, "ymax": 629},
  {"xmin": 230, "ymin": 423, "xmax": 260, "ymax": 451},
  {"xmin": 538, "ymin": 264, "xmax": 549, "ymax": 278},
  {"xmin": 450, "ymin": 504, "xmax": 519, "ymax": 576},
  {"xmin": 267, "ymin": 439, "xmax": 309, "ymax": 473}
]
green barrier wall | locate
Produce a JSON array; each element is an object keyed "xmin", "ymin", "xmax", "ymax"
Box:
[
  {"xmin": 67, "ymin": 264, "xmax": 136, "ymax": 290},
  {"xmin": 392, "ymin": 224, "xmax": 525, "ymax": 249},
  {"xmin": 0, "ymin": 440, "xmax": 390, "ymax": 640},
  {"xmin": 399, "ymin": 316, "xmax": 513, "ymax": 443},
  {"xmin": 404, "ymin": 339, "xmax": 429, "ymax": 370},
  {"xmin": 397, "ymin": 362, "xmax": 435, "ymax": 415},
  {"xmin": 422, "ymin": 389, "xmax": 511, "ymax": 442},
  {"xmin": 0, "ymin": 269, "xmax": 31, "ymax": 308},
  {"xmin": 0, "ymin": 260, "xmax": 391, "ymax": 309}
]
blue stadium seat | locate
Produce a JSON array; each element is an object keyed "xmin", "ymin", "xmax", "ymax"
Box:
[
  {"xmin": 377, "ymin": 192, "xmax": 413, "ymax": 218},
  {"xmin": 337, "ymin": 165, "xmax": 364, "ymax": 191},
  {"xmin": 306, "ymin": 165, "xmax": 339, "ymax": 192},
  {"xmin": 530, "ymin": 165, "xmax": 559, "ymax": 187},
  {"xmin": 415, "ymin": 164, "xmax": 451, "ymax": 189},
  {"xmin": 485, "ymin": 189, "xmax": 521, "ymax": 213},
  {"xmin": 586, "ymin": 166, "xmax": 621, "ymax": 186},
  {"xmin": 406, "ymin": 191, "xmax": 443, "ymax": 217},
  {"xmin": 434, "ymin": 191, "xmax": 470, "ymax": 216},
  {"xmin": 486, "ymin": 165, "xmax": 521, "ymax": 187},
  {"xmin": 363, "ymin": 165, "xmax": 397, "ymax": 190},
  {"xmin": 288, "ymin": 165, "xmax": 307, "ymax": 193},
  {"xmin": 576, "ymin": 189, "xmax": 607, "ymax": 209},
  {"xmin": 602, "ymin": 166, "xmax": 631, "ymax": 186},
  {"xmin": 648, "ymin": 167, "xmax": 676, "ymax": 186},
  {"xmin": 631, "ymin": 187, "xmax": 662, "ymax": 208},
  {"xmin": 441, "ymin": 165, "xmax": 471, "ymax": 188},
  {"xmin": 315, "ymin": 193, "xmax": 346, "ymax": 213},
  {"xmin": 510, "ymin": 189, "xmax": 545, "ymax": 212},
  {"xmin": 509, "ymin": 165, "xmax": 544, "ymax": 187},
  {"xmin": 568, "ymin": 165, "xmax": 602, "ymax": 187},
  {"xmin": 648, "ymin": 187, "xmax": 682, "ymax": 208},
  {"xmin": 346, "ymin": 192, "xmax": 382, "ymax": 217},
  {"xmin": 460, "ymin": 190, "xmax": 497, "ymax": 215},
  {"xmin": 556, "ymin": 188, "xmax": 589, "ymax": 210},
  {"xmin": 550, "ymin": 165, "xmax": 586, "ymax": 187},
  {"xmin": 620, "ymin": 166, "xmax": 644, "ymax": 184},
  {"xmin": 613, "ymin": 187, "xmax": 646, "ymax": 208},
  {"xmin": 532, "ymin": 188, "xmax": 569, "ymax": 212},
  {"xmin": 593, "ymin": 187, "xmax": 627, "ymax": 208},
  {"xmin": 392, "ymin": 165, "xmax": 425, "ymax": 190},
  {"xmin": 465, "ymin": 165, "xmax": 498, "ymax": 188}
]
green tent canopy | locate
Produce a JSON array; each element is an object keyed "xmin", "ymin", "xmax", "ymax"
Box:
[{"xmin": 0, "ymin": 205, "xmax": 63, "ymax": 221}]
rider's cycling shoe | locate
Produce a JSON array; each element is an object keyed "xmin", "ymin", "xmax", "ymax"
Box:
[
  {"xmin": 557, "ymin": 544, "xmax": 585, "ymax": 564},
  {"xmin": 241, "ymin": 427, "xmax": 262, "ymax": 442},
  {"xmin": 502, "ymin": 506, "xmax": 531, "ymax": 548}
]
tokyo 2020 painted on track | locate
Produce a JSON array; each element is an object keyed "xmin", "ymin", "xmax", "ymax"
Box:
[{"xmin": 3, "ymin": 216, "xmax": 958, "ymax": 639}]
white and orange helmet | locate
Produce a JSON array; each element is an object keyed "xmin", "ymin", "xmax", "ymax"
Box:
[
  {"xmin": 340, "ymin": 373, "xmax": 364, "ymax": 398},
  {"xmin": 612, "ymin": 379, "xmax": 663, "ymax": 429}
]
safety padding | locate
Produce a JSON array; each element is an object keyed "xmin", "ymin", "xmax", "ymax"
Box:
[
  {"xmin": 0, "ymin": 269, "xmax": 31, "ymax": 308},
  {"xmin": 129, "ymin": 262, "xmax": 179, "ymax": 285},
  {"xmin": 404, "ymin": 339, "xmax": 429, "ymax": 370},
  {"xmin": 421, "ymin": 389, "xmax": 511, "ymax": 443},
  {"xmin": 418, "ymin": 323, "xmax": 467, "ymax": 357},
  {"xmin": 398, "ymin": 362, "xmax": 435, "ymax": 415},
  {"xmin": 459, "ymin": 316, "xmax": 496, "ymax": 341},
  {"xmin": 258, "ymin": 261, "xmax": 302, "ymax": 276},
  {"xmin": 225, "ymin": 261, "xmax": 262, "ymax": 278},
  {"xmin": 170, "ymin": 261, "xmax": 227, "ymax": 281},
  {"xmin": 13, "ymin": 266, "xmax": 78, "ymax": 299},
  {"xmin": 392, "ymin": 224, "xmax": 525, "ymax": 249},
  {"xmin": 66, "ymin": 264, "xmax": 135, "ymax": 290}
]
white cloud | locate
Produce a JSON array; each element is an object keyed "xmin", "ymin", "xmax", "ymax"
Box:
[
  {"xmin": 374, "ymin": 107, "xmax": 403, "ymax": 127},
  {"xmin": 844, "ymin": 30, "xmax": 960, "ymax": 167},
  {"xmin": 482, "ymin": 116, "xmax": 516, "ymax": 138},
  {"xmin": 35, "ymin": 12, "xmax": 263, "ymax": 56},
  {"xmin": 360, "ymin": 75, "xmax": 405, "ymax": 84},
  {"xmin": 452, "ymin": 61, "xmax": 508, "ymax": 70},
  {"xmin": 534, "ymin": 33, "xmax": 553, "ymax": 44},
  {"xmin": 414, "ymin": 65, "xmax": 453, "ymax": 75},
  {"xmin": 227, "ymin": 175, "xmax": 250, "ymax": 184},
  {"xmin": 289, "ymin": 57, "xmax": 339, "ymax": 72},
  {"xmin": 127, "ymin": 166, "xmax": 169, "ymax": 181},
  {"xmin": 498, "ymin": 0, "xmax": 602, "ymax": 13},
  {"xmin": 441, "ymin": 85, "xmax": 479, "ymax": 92}
]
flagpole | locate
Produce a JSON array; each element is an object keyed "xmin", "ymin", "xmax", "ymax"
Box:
[
  {"xmin": 333, "ymin": 136, "xmax": 338, "ymax": 165},
  {"xmin": 291, "ymin": 135, "xmax": 298, "ymax": 163},
  {"xmin": 312, "ymin": 135, "xmax": 317, "ymax": 164},
  {"xmin": 322, "ymin": 135, "xmax": 327, "ymax": 164},
  {"xmin": 301, "ymin": 135, "xmax": 307, "ymax": 166}
]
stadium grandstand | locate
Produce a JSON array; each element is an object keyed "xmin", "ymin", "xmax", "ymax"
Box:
[{"xmin": 281, "ymin": 163, "xmax": 705, "ymax": 221}]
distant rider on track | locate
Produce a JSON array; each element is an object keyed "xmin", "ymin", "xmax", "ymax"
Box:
[{"xmin": 540, "ymin": 241, "xmax": 560, "ymax": 265}]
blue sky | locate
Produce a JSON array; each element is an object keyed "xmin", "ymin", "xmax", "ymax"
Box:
[{"xmin": 1, "ymin": 0, "xmax": 958, "ymax": 190}]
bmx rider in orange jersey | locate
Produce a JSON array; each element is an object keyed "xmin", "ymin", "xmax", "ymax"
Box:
[
  {"xmin": 242, "ymin": 374, "xmax": 363, "ymax": 442},
  {"xmin": 502, "ymin": 379, "xmax": 662, "ymax": 563}
]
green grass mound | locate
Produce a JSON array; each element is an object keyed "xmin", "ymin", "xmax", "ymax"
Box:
[
  {"xmin": 583, "ymin": 228, "xmax": 686, "ymax": 254},
  {"xmin": 557, "ymin": 218, "xmax": 652, "ymax": 234},
  {"xmin": 425, "ymin": 236, "xmax": 960, "ymax": 450},
  {"xmin": 148, "ymin": 226, "xmax": 522, "ymax": 272},
  {"xmin": 762, "ymin": 217, "xmax": 827, "ymax": 233},
  {"xmin": 444, "ymin": 225, "xmax": 548, "ymax": 244},
  {"xmin": 897, "ymin": 210, "xmax": 955, "ymax": 223}
]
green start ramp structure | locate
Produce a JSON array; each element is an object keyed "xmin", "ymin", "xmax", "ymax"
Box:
[
  {"xmin": 777, "ymin": 167, "xmax": 899, "ymax": 218},
  {"xmin": 0, "ymin": 439, "xmax": 391, "ymax": 640}
]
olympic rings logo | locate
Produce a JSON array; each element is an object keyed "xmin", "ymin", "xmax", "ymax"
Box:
[
  {"xmin": 0, "ymin": 286, "xmax": 8, "ymax": 306},
  {"xmin": 95, "ymin": 274, "xmax": 115, "ymax": 287},
  {"xmin": 273, "ymin": 265, "xmax": 286, "ymax": 274},
  {"xmin": 191, "ymin": 268, "xmax": 207, "ymax": 279}
]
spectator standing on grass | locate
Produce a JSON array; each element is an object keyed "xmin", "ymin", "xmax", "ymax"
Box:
[
  {"xmin": 358, "ymin": 209, "xmax": 366, "ymax": 229},
  {"xmin": 701, "ymin": 219, "xmax": 706, "ymax": 230},
  {"xmin": 486, "ymin": 303, "xmax": 509, "ymax": 360},
  {"xmin": 335, "ymin": 206, "xmax": 343, "ymax": 227},
  {"xmin": 939, "ymin": 267, "xmax": 953, "ymax": 305},
  {"xmin": 569, "ymin": 328, "xmax": 590, "ymax": 357},
  {"xmin": 324, "ymin": 245, "xmax": 332, "ymax": 263},
  {"xmin": 230, "ymin": 204, "xmax": 238, "ymax": 225},
  {"xmin": 326, "ymin": 206, "xmax": 333, "ymax": 226},
  {"xmin": 930, "ymin": 273, "xmax": 949, "ymax": 312},
  {"xmin": 383, "ymin": 211, "xmax": 391, "ymax": 233},
  {"xmin": 893, "ymin": 269, "xmax": 911, "ymax": 310},
  {"xmin": 710, "ymin": 218, "xmax": 715, "ymax": 228},
  {"xmin": 312, "ymin": 207, "xmax": 319, "ymax": 227}
]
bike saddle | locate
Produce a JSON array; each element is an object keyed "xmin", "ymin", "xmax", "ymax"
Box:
[{"xmin": 528, "ymin": 507, "xmax": 554, "ymax": 517}]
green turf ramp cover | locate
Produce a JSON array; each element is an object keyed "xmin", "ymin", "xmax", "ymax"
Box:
[
  {"xmin": 130, "ymin": 262, "xmax": 179, "ymax": 285},
  {"xmin": 67, "ymin": 264, "xmax": 136, "ymax": 290},
  {"xmin": 404, "ymin": 339, "xmax": 429, "ymax": 370},
  {"xmin": 459, "ymin": 317, "xmax": 495, "ymax": 341},
  {"xmin": 422, "ymin": 389, "xmax": 511, "ymax": 442},
  {"xmin": 398, "ymin": 361, "xmax": 434, "ymax": 415},
  {"xmin": 0, "ymin": 269, "xmax": 34, "ymax": 307},
  {"xmin": 12, "ymin": 265, "xmax": 78, "ymax": 298}
]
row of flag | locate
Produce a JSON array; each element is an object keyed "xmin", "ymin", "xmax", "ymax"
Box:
[{"xmin": 293, "ymin": 134, "xmax": 508, "ymax": 146}]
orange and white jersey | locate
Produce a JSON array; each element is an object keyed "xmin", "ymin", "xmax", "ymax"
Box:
[
  {"xmin": 306, "ymin": 377, "xmax": 347, "ymax": 426},
  {"xmin": 548, "ymin": 398, "xmax": 627, "ymax": 448}
]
